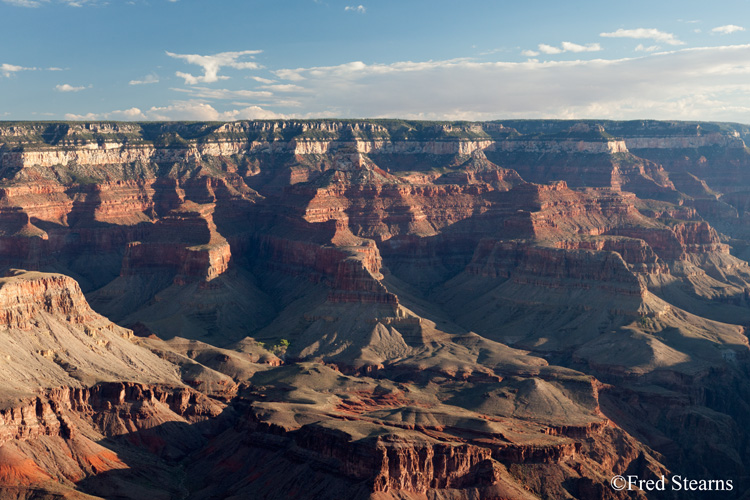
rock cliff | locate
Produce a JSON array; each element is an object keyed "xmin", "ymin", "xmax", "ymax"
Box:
[{"xmin": 0, "ymin": 118, "xmax": 749, "ymax": 498}]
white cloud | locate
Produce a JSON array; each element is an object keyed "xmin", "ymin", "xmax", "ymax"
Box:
[
  {"xmin": 1, "ymin": 63, "xmax": 36, "ymax": 77},
  {"xmin": 232, "ymin": 105, "xmax": 286, "ymax": 119},
  {"xmin": 266, "ymin": 99, "xmax": 302, "ymax": 107},
  {"xmin": 2, "ymin": 0, "xmax": 44, "ymax": 6},
  {"xmin": 259, "ymin": 83, "xmax": 308, "ymax": 93},
  {"xmin": 174, "ymin": 71, "xmax": 227, "ymax": 85},
  {"xmin": 600, "ymin": 28, "xmax": 684, "ymax": 46},
  {"xmin": 273, "ymin": 58, "xmax": 476, "ymax": 83},
  {"xmin": 251, "ymin": 76, "xmax": 275, "ymax": 84},
  {"xmin": 2, "ymin": 64, "xmax": 68, "ymax": 78},
  {"xmin": 166, "ymin": 50, "xmax": 262, "ymax": 85},
  {"xmin": 712, "ymin": 25, "xmax": 745, "ymax": 35},
  {"xmin": 272, "ymin": 69, "xmax": 308, "ymax": 81},
  {"xmin": 64, "ymin": 100, "xmax": 285, "ymax": 121},
  {"xmin": 172, "ymin": 86, "xmax": 273, "ymax": 100},
  {"xmin": 561, "ymin": 42, "xmax": 602, "ymax": 53},
  {"xmin": 118, "ymin": 107, "xmax": 145, "ymax": 118},
  {"xmin": 344, "ymin": 4, "xmax": 365, "ymax": 13},
  {"xmin": 478, "ymin": 48, "xmax": 505, "ymax": 56},
  {"xmin": 65, "ymin": 107, "xmax": 146, "ymax": 121},
  {"xmin": 129, "ymin": 73, "xmax": 159, "ymax": 85},
  {"xmin": 635, "ymin": 44, "xmax": 660, "ymax": 52},
  {"xmin": 534, "ymin": 42, "xmax": 601, "ymax": 55},
  {"xmin": 53, "ymin": 43, "xmax": 750, "ymax": 123},
  {"xmin": 538, "ymin": 44, "xmax": 563, "ymax": 55},
  {"xmin": 143, "ymin": 101, "xmax": 227, "ymax": 121},
  {"xmin": 64, "ymin": 112, "xmax": 98, "ymax": 120},
  {"xmin": 262, "ymin": 44, "xmax": 750, "ymax": 121},
  {"xmin": 55, "ymin": 83, "xmax": 88, "ymax": 92},
  {"xmin": 3, "ymin": 0, "xmax": 99, "ymax": 5}
]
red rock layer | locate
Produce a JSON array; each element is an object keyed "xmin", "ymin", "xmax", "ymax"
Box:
[
  {"xmin": 258, "ymin": 228, "xmax": 398, "ymax": 305},
  {"xmin": 0, "ymin": 271, "xmax": 99, "ymax": 329},
  {"xmin": 608, "ymin": 221, "xmax": 728, "ymax": 261},
  {"xmin": 121, "ymin": 202, "xmax": 231, "ymax": 282},
  {"xmin": 501, "ymin": 182, "xmax": 641, "ymax": 238},
  {"xmin": 0, "ymin": 383, "xmax": 222, "ymax": 447},
  {"xmin": 467, "ymin": 241, "xmax": 645, "ymax": 296},
  {"xmin": 555, "ymin": 237, "xmax": 667, "ymax": 274},
  {"xmin": 297, "ymin": 181, "xmax": 493, "ymax": 241}
]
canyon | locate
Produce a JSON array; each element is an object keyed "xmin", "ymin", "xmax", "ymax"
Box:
[{"xmin": 0, "ymin": 119, "xmax": 749, "ymax": 498}]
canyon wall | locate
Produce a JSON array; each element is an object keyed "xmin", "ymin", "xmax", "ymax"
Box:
[{"xmin": 0, "ymin": 119, "xmax": 749, "ymax": 499}]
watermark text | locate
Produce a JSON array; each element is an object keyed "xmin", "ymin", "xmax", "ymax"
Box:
[{"xmin": 611, "ymin": 475, "xmax": 733, "ymax": 492}]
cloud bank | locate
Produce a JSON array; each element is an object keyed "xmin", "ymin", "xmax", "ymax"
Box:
[
  {"xmin": 712, "ymin": 25, "xmax": 745, "ymax": 35},
  {"xmin": 63, "ymin": 44, "xmax": 750, "ymax": 122},
  {"xmin": 259, "ymin": 44, "xmax": 750, "ymax": 121},
  {"xmin": 1, "ymin": 63, "xmax": 35, "ymax": 77},
  {"xmin": 600, "ymin": 28, "xmax": 684, "ymax": 46},
  {"xmin": 3, "ymin": 0, "xmax": 98, "ymax": 6},
  {"xmin": 55, "ymin": 83, "xmax": 88, "ymax": 92},
  {"xmin": 167, "ymin": 50, "xmax": 262, "ymax": 85}
]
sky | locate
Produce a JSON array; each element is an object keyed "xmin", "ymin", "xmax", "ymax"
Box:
[{"xmin": 2, "ymin": 0, "xmax": 750, "ymax": 123}]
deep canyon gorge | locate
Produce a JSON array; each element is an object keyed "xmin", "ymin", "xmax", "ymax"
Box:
[{"xmin": 0, "ymin": 119, "xmax": 749, "ymax": 498}]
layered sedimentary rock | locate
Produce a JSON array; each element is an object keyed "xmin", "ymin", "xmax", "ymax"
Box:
[
  {"xmin": 609, "ymin": 221, "xmax": 729, "ymax": 261},
  {"xmin": 0, "ymin": 381, "xmax": 227, "ymax": 499},
  {"xmin": 0, "ymin": 270, "xmax": 181, "ymax": 398},
  {"xmin": 1, "ymin": 119, "xmax": 750, "ymax": 498}
]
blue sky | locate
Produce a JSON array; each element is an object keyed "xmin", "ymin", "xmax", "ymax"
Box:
[{"xmin": 2, "ymin": 0, "xmax": 750, "ymax": 122}]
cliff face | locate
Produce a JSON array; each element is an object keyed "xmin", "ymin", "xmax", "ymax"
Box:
[
  {"xmin": 172, "ymin": 362, "xmax": 658, "ymax": 500},
  {"xmin": 0, "ymin": 270, "xmax": 182, "ymax": 399},
  {"xmin": 1, "ymin": 119, "xmax": 750, "ymax": 499},
  {"xmin": 0, "ymin": 381, "xmax": 227, "ymax": 498},
  {"xmin": 0, "ymin": 382, "xmax": 223, "ymax": 448},
  {"xmin": 0, "ymin": 270, "xmax": 98, "ymax": 329},
  {"xmin": 608, "ymin": 221, "xmax": 729, "ymax": 261},
  {"xmin": 0, "ymin": 121, "xmax": 628, "ymax": 170},
  {"xmin": 120, "ymin": 202, "xmax": 232, "ymax": 283},
  {"xmin": 555, "ymin": 236, "xmax": 667, "ymax": 274},
  {"xmin": 467, "ymin": 240, "xmax": 646, "ymax": 291}
]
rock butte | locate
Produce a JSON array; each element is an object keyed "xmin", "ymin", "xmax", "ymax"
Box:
[{"xmin": 0, "ymin": 119, "xmax": 748, "ymax": 498}]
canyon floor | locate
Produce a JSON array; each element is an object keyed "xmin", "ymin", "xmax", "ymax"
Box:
[{"xmin": 0, "ymin": 119, "xmax": 749, "ymax": 499}]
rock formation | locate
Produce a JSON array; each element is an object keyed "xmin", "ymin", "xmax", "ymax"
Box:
[{"xmin": 0, "ymin": 119, "xmax": 750, "ymax": 498}]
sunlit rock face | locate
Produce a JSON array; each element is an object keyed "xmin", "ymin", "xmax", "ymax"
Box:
[{"xmin": 0, "ymin": 119, "xmax": 750, "ymax": 498}]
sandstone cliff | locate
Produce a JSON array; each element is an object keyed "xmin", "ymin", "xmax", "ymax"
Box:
[{"xmin": 0, "ymin": 119, "xmax": 749, "ymax": 498}]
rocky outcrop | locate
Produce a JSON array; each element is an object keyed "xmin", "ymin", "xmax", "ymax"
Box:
[
  {"xmin": 555, "ymin": 237, "xmax": 667, "ymax": 274},
  {"xmin": 1, "ymin": 119, "xmax": 750, "ymax": 499},
  {"xmin": 467, "ymin": 241, "xmax": 645, "ymax": 296},
  {"xmin": 0, "ymin": 381, "xmax": 226, "ymax": 498},
  {"xmin": 624, "ymin": 132, "xmax": 745, "ymax": 149},
  {"xmin": 121, "ymin": 202, "xmax": 231, "ymax": 283},
  {"xmin": 0, "ymin": 120, "xmax": 659, "ymax": 176},
  {"xmin": 329, "ymin": 256, "xmax": 398, "ymax": 305},
  {"xmin": 298, "ymin": 180, "xmax": 492, "ymax": 241},
  {"xmin": 257, "ymin": 228, "xmax": 398, "ymax": 304},
  {"xmin": 290, "ymin": 426, "xmax": 494, "ymax": 492},
  {"xmin": 372, "ymin": 440, "xmax": 494, "ymax": 492},
  {"xmin": 0, "ymin": 270, "xmax": 98, "ymax": 329},
  {"xmin": 486, "ymin": 182, "xmax": 642, "ymax": 241},
  {"xmin": 609, "ymin": 221, "xmax": 728, "ymax": 261},
  {"xmin": 493, "ymin": 138, "xmax": 628, "ymax": 154},
  {"xmin": 0, "ymin": 269, "xmax": 183, "ymax": 399},
  {"xmin": 0, "ymin": 382, "xmax": 222, "ymax": 448}
]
